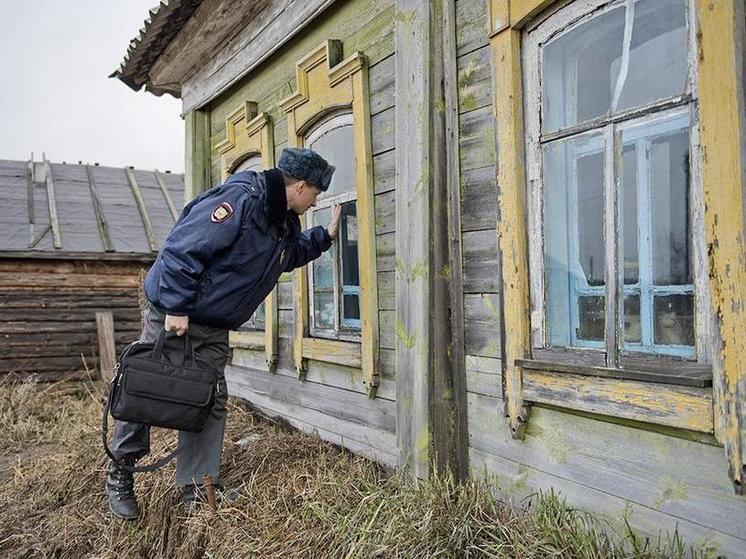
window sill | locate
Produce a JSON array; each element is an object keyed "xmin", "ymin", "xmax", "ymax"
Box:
[
  {"xmin": 517, "ymin": 358, "xmax": 712, "ymax": 388},
  {"xmin": 302, "ymin": 337, "xmax": 361, "ymax": 369},
  {"xmin": 517, "ymin": 360, "xmax": 714, "ymax": 433},
  {"xmin": 229, "ymin": 330, "xmax": 265, "ymax": 351}
]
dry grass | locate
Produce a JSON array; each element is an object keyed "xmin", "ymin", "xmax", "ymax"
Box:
[{"xmin": 0, "ymin": 378, "xmax": 715, "ymax": 559}]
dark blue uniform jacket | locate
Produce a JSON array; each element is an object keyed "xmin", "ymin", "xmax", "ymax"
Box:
[{"xmin": 144, "ymin": 169, "xmax": 331, "ymax": 330}]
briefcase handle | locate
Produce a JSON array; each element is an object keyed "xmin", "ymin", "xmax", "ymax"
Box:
[{"xmin": 151, "ymin": 330, "xmax": 197, "ymax": 367}]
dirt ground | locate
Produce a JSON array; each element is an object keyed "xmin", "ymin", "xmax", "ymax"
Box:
[{"xmin": 0, "ymin": 378, "xmax": 712, "ymax": 559}]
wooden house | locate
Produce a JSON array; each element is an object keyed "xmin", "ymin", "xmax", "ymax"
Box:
[
  {"xmin": 114, "ymin": 0, "xmax": 746, "ymax": 553},
  {"xmin": 0, "ymin": 157, "xmax": 184, "ymax": 379}
]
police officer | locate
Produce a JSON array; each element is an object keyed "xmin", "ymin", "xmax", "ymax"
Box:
[{"xmin": 106, "ymin": 147, "xmax": 340, "ymax": 520}]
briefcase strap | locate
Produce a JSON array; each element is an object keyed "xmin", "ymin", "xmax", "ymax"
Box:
[{"xmin": 101, "ymin": 384, "xmax": 179, "ymax": 473}]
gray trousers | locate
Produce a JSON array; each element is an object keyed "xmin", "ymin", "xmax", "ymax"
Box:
[{"xmin": 110, "ymin": 304, "xmax": 230, "ymax": 486}]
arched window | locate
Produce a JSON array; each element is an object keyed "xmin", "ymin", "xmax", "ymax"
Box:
[
  {"xmin": 232, "ymin": 153, "xmax": 266, "ymax": 332},
  {"xmin": 303, "ymin": 112, "xmax": 360, "ymax": 338}
]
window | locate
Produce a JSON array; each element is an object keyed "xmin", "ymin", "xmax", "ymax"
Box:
[
  {"xmin": 524, "ymin": 0, "xmax": 708, "ymax": 371},
  {"xmin": 231, "ymin": 154, "xmax": 267, "ymax": 333},
  {"xmin": 303, "ymin": 112, "xmax": 361, "ymax": 339}
]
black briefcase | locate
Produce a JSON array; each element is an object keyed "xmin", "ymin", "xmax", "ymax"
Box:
[{"xmin": 102, "ymin": 331, "xmax": 219, "ymax": 471}]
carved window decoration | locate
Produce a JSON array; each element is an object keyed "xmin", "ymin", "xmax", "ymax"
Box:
[
  {"xmin": 216, "ymin": 102, "xmax": 278, "ymax": 371},
  {"xmin": 281, "ymin": 40, "xmax": 379, "ymax": 397},
  {"xmin": 522, "ymin": 0, "xmax": 710, "ymax": 377}
]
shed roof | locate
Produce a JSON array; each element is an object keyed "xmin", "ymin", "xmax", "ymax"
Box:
[
  {"xmin": 0, "ymin": 158, "xmax": 184, "ymax": 260},
  {"xmin": 111, "ymin": 0, "xmax": 203, "ymax": 97}
]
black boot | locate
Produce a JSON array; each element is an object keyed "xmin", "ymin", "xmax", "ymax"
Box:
[{"xmin": 106, "ymin": 455, "xmax": 140, "ymax": 520}]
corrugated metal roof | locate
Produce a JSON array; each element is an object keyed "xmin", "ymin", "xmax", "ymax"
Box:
[
  {"xmin": 111, "ymin": 0, "xmax": 203, "ymax": 97},
  {"xmin": 0, "ymin": 158, "xmax": 184, "ymax": 259}
]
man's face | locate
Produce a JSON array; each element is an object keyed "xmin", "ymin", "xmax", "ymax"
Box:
[{"xmin": 290, "ymin": 181, "xmax": 322, "ymax": 214}]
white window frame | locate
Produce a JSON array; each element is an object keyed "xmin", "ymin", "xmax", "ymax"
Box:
[
  {"xmin": 303, "ymin": 111, "xmax": 362, "ymax": 342},
  {"xmin": 523, "ymin": 0, "xmax": 711, "ymax": 371}
]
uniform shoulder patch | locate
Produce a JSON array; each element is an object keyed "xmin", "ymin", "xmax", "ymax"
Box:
[{"xmin": 210, "ymin": 201, "xmax": 234, "ymax": 223}]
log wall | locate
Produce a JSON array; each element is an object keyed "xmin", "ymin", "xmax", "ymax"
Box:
[
  {"xmin": 0, "ymin": 258, "xmax": 147, "ymax": 379},
  {"xmin": 453, "ymin": 0, "xmax": 746, "ymax": 554}
]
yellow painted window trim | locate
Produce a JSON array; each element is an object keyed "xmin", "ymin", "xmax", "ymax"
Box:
[
  {"xmin": 281, "ymin": 40, "xmax": 380, "ymax": 398},
  {"xmin": 215, "ymin": 101, "xmax": 279, "ymax": 372},
  {"xmin": 491, "ymin": 0, "xmax": 745, "ymax": 491}
]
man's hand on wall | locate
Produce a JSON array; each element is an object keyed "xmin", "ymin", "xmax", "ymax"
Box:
[
  {"xmin": 165, "ymin": 314, "xmax": 189, "ymax": 336},
  {"xmin": 327, "ymin": 204, "xmax": 342, "ymax": 240}
]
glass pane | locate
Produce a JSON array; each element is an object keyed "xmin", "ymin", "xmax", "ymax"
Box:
[
  {"xmin": 542, "ymin": 0, "xmax": 688, "ymax": 132},
  {"xmin": 621, "ymin": 144, "xmax": 639, "ymax": 284},
  {"xmin": 239, "ymin": 301, "xmax": 265, "ymax": 331},
  {"xmin": 651, "ymin": 127, "xmax": 691, "ymax": 285},
  {"xmin": 615, "ymin": 0, "xmax": 688, "ymax": 113},
  {"xmin": 311, "ymin": 207, "xmax": 334, "ymax": 289},
  {"xmin": 306, "ymin": 120, "xmax": 355, "ymax": 199},
  {"xmin": 543, "ymin": 6, "xmax": 625, "ymax": 131},
  {"xmin": 340, "ymin": 202, "xmax": 359, "ymax": 287},
  {"xmin": 623, "ymin": 294, "xmax": 641, "ymax": 343},
  {"xmin": 577, "ymin": 296, "xmax": 605, "ymax": 342},
  {"xmin": 313, "ymin": 291, "xmax": 335, "ymax": 331},
  {"xmin": 654, "ymin": 294, "xmax": 694, "ymax": 346},
  {"xmin": 343, "ymin": 294, "xmax": 360, "ymax": 321},
  {"xmin": 543, "ymin": 132, "xmax": 605, "ymax": 347},
  {"xmin": 233, "ymin": 154, "xmax": 262, "ymax": 173}
]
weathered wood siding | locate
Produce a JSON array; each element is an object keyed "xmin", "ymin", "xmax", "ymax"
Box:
[
  {"xmin": 202, "ymin": 0, "xmax": 398, "ymax": 467},
  {"xmin": 455, "ymin": 0, "xmax": 746, "ymax": 554},
  {"xmin": 0, "ymin": 259, "xmax": 145, "ymax": 379}
]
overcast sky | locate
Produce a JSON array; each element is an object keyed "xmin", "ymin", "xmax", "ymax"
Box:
[{"xmin": 0, "ymin": 1, "xmax": 184, "ymax": 172}]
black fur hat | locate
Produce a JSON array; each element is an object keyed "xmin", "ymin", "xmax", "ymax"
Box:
[{"xmin": 277, "ymin": 147, "xmax": 335, "ymax": 191}]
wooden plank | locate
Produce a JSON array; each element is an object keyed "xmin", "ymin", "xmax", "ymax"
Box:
[
  {"xmin": 0, "ymin": 250, "xmax": 155, "ymax": 262},
  {"xmin": 461, "ymin": 165, "xmax": 498, "ymax": 232},
  {"xmin": 457, "ymin": 44, "xmax": 492, "ymax": 113},
  {"xmin": 185, "ymin": 109, "xmax": 211, "ymax": 202},
  {"xmin": 153, "ymin": 170, "xmax": 180, "ymax": 221},
  {"xmin": 124, "ymin": 167, "xmax": 158, "ymax": 252},
  {"xmin": 469, "ymin": 447, "xmax": 746, "ymax": 557},
  {"xmin": 395, "ymin": 0, "xmax": 434, "ymax": 476},
  {"xmin": 467, "ymin": 396, "xmax": 746, "ymax": 548},
  {"xmin": 464, "ymin": 293, "xmax": 501, "ymax": 358},
  {"xmin": 374, "ymin": 189, "xmax": 395, "ymax": 235},
  {"xmin": 301, "ymin": 337, "xmax": 362, "ymax": 369},
  {"xmin": 522, "ymin": 371, "xmax": 713, "ymax": 433},
  {"xmin": 458, "ymin": 105, "xmax": 496, "ymax": 171},
  {"xmin": 85, "ymin": 165, "xmax": 114, "ymax": 252},
  {"xmin": 43, "ymin": 159, "xmax": 62, "ymax": 249},
  {"xmin": 0, "ymin": 273, "xmax": 140, "ymax": 289},
  {"xmin": 229, "ymin": 330, "xmax": 265, "ymax": 350},
  {"xmin": 466, "ymin": 354, "xmax": 502, "ymax": 398},
  {"xmin": 368, "ymin": 53, "xmax": 395, "ymax": 116},
  {"xmin": 95, "ymin": 311, "xmax": 116, "ymax": 382},
  {"xmin": 517, "ymin": 359, "xmax": 712, "ymax": 388},
  {"xmin": 492, "ymin": 27, "xmax": 531, "ymax": 437},
  {"xmin": 696, "ymin": 0, "xmax": 746, "ymax": 494},
  {"xmin": 0, "ymin": 355, "xmax": 92, "ymax": 373},
  {"xmin": 455, "ymin": 0, "xmax": 490, "ymax": 55},
  {"xmin": 0, "ymin": 308, "xmax": 141, "ymax": 322},
  {"xmin": 180, "ymin": 0, "xmax": 338, "ymax": 114},
  {"xmin": 233, "ymin": 349, "xmax": 397, "ymax": 401},
  {"xmin": 462, "ymin": 229, "xmax": 500, "ymax": 293},
  {"xmin": 444, "ymin": 0, "xmax": 469, "ymax": 480},
  {"xmin": 227, "ymin": 371, "xmax": 398, "ymax": 466},
  {"xmin": 373, "ymin": 148, "xmax": 395, "ymax": 195},
  {"xmin": 225, "ymin": 363, "xmax": 396, "ymax": 432}
]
